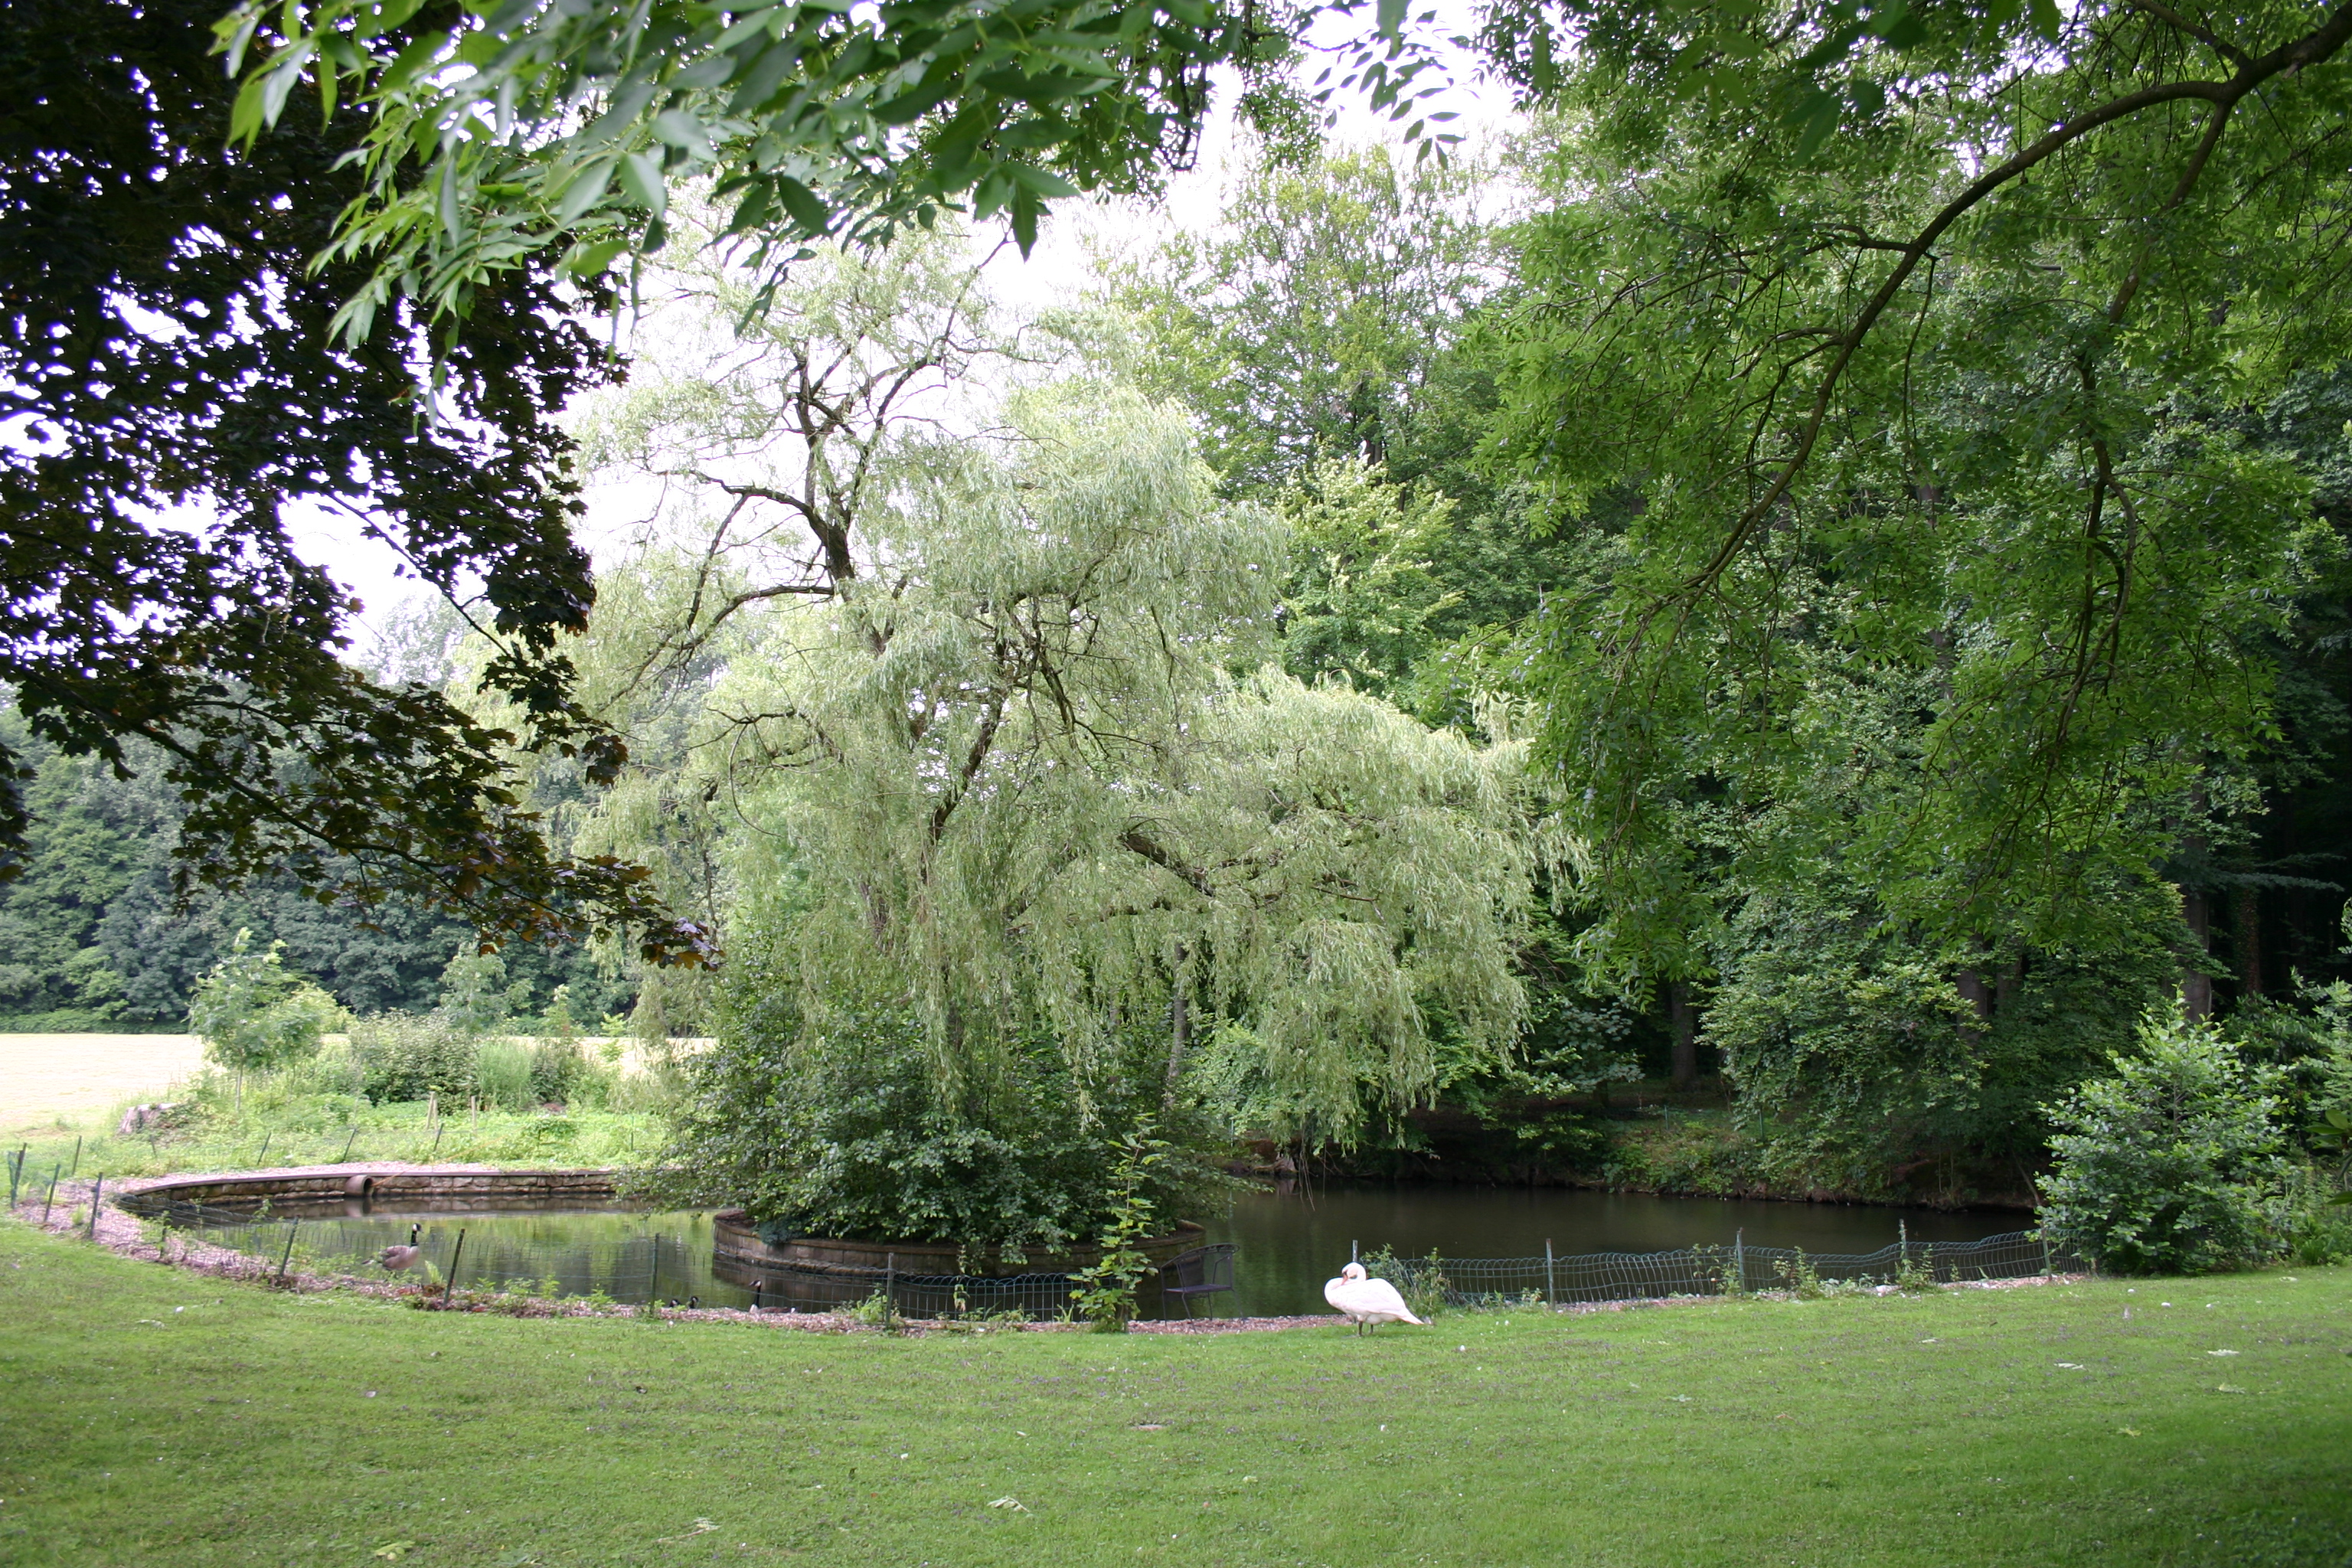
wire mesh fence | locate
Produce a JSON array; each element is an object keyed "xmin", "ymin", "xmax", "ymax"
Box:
[
  {"xmin": 1364, "ymin": 1229, "xmax": 2086, "ymax": 1310},
  {"xmin": 117, "ymin": 1193, "xmax": 731, "ymax": 1305},
  {"xmin": 115, "ymin": 1193, "xmax": 1089, "ymax": 1315},
  {"xmin": 118, "ymin": 1186, "xmax": 2079, "ymax": 1320}
]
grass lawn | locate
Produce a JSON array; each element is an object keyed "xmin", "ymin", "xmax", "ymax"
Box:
[{"xmin": 2, "ymin": 1224, "xmax": 2348, "ymax": 1566}]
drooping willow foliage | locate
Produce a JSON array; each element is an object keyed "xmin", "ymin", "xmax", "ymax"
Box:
[{"xmin": 543, "ymin": 224, "xmax": 1560, "ymax": 1165}]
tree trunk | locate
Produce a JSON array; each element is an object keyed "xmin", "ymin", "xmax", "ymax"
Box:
[
  {"xmin": 2180, "ymin": 885, "xmax": 2213, "ymax": 1021},
  {"xmin": 1668, "ymin": 981, "xmax": 1697, "ymax": 1092},
  {"xmin": 1163, "ymin": 948, "xmax": 1192, "ymax": 1105},
  {"xmin": 1955, "ymin": 967, "xmax": 1992, "ymax": 1025},
  {"xmin": 2234, "ymin": 884, "xmax": 2262, "ymax": 998},
  {"xmin": 1994, "ymin": 946, "xmax": 2024, "ymax": 1014}
]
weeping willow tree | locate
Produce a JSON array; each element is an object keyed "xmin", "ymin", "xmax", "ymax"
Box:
[
  {"xmin": 710, "ymin": 384, "xmax": 1549, "ymax": 1133},
  {"xmin": 566, "ymin": 227, "xmax": 1554, "ymax": 1236}
]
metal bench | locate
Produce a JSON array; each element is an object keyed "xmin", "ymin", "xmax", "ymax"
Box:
[{"xmin": 1158, "ymin": 1242, "xmax": 1236, "ymax": 1318}]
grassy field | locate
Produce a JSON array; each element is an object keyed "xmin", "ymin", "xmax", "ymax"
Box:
[
  {"xmin": 2, "ymin": 1100, "xmax": 666, "ymax": 1187},
  {"xmin": 0, "ymin": 1032, "xmax": 684, "ymax": 1182},
  {"xmin": 0, "ymin": 1034, "xmax": 206, "ymax": 1133},
  {"xmin": 2, "ymin": 1223, "xmax": 2347, "ymax": 1566}
]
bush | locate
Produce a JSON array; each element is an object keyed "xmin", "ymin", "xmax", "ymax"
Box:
[
  {"xmin": 641, "ymin": 979, "xmax": 1229, "ymax": 1253},
  {"xmin": 348, "ymin": 1014, "xmax": 479, "ymax": 1105},
  {"xmin": 189, "ymin": 929, "xmax": 341, "ymax": 1079},
  {"xmin": 475, "ymin": 1039, "xmax": 537, "ymax": 1112},
  {"xmin": 2038, "ymin": 1007, "xmax": 2289, "ymax": 1276},
  {"xmin": 2284, "ymin": 1166, "xmax": 2352, "ymax": 1266},
  {"xmin": 528, "ymin": 1038, "xmax": 593, "ymax": 1106}
]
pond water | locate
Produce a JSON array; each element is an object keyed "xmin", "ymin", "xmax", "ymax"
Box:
[
  {"xmin": 198, "ymin": 1184, "xmax": 2026, "ymax": 1318},
  {"xmin": 1204, "ymin": 1183, "xmax": 2021, "ymax": 1316}
]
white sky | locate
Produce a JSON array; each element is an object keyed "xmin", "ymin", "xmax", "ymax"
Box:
[{"xmin": 305, "ymin": 8, "xmax": 1521, "ymax": 657}]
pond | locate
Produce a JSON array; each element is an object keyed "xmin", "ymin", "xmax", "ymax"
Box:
[{"xmin": 192, "ymin": 1184, "xmax": 2025, "ymax": 1318}]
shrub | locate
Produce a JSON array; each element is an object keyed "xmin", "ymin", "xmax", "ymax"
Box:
[
  {"xmin": 348, "ymin": 1014, "xmax": 479, "ymax": 1105},
  {"xmin": 528, "ymin": 1038, "xmax": 592, "ymax": 1105},
  {"xmin": 2283, "ymin": 1166, "xmax": 2352, "ymax": 1266},
  {"xmin": 475, "ymin": 1039, "xmax": 537, "ymax": 1112},
  {"xmin": 2038, "ymin": 1007, "xmax": 2289, "ymax": 1276},
  {"xmin": 1070, "ymin": 1127, "xmax": 1170, "ymax": 1332},
  {"xmin": 641, "ymin": 980, "xmax": 1229, "ymax": 1253},
  {"xmin": 189, "ymin": 930, "xmax": 341, "ymax": 1080}
]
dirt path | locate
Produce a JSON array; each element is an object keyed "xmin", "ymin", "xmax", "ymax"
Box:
[{"xmin": 0, "ymin": 1033, "xmax": 204, "ymax": 1132}]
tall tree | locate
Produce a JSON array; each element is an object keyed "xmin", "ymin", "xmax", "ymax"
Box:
[
  {"xmin": 1484, "ymin": 0, "xmax": 2352, "ymax": 954},
  {"xmin": 561, "ymin": 233, "xmax": 1548, "ymax": 1135},
  {"xmin": 2, "ymin": 0, "xmax": 701, "ymax": 960}
]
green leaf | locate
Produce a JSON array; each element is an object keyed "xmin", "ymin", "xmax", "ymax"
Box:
[
  {"xmin": 998, "ymin": 162, "xmax": 1079, "ymax": 199},
  {"xmin": 2027, "ymin": 0, "xmax": 2061, "ymax": 41},
  {"xmin": 228, "ymin": 75, "xmax": 269, "ymax": 145},
  {"xmin": 436, "ymin": 156, "xmax": 466, "ymax": 240},
  {"xmin": 1376, "ymin": 0, "xmax": 1407, "ymax": 39},
  {"xmin": 651, "ymin": 109, "xmax": 715, "ymax": 160},
  {"xmin": 1788, "ymin": 88, "xmax": 1841, "ymax": 159},
  {"xmin": 1008, "ymin": 186, "xmax": 1040, "ymax": 254},
  {"xmin": 553, "ymin": 158, "xmax": 617, "ymax": 225},
  {"xmin": 258, "ymin": 41, "xmax": 317, "ymax": 129},
  {"xmin": 729, "ymin": 38, "xmax": 805, "ymax": 114},
  {"xmin": 618, "ymin": 151, "xmax": 668, "ymax": 223},
  {"xmin": 874, "ymin": 74, "xmax": 960, "ymax": 125},
  {"xmin": 559, "ymin": 236, "xmax": 631, "ymax": 277},
  {"xmin": 772, "ymin": 175, "xmax": 830, "ymax": 233}
]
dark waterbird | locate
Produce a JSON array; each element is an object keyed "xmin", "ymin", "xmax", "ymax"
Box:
[{"xmin": 378, "ymin": 1224, "xmax": 422, "ymax": 1272}]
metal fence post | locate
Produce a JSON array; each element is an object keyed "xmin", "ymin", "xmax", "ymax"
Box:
[
  {"xmin": 340, "ymin": 1127, "xmax": 358, "ymax": 1163},
  {"xmin": 87, "ymin": 1174, "xmax": 104, "ymax": 1238},
  {"xmin": 1733, "ymin": 1229, "xmax": 1744, "ymax": 1295},
  {"xmin": 69, "ymin": 1136, "xmax": 81, "ymax": 1178},
  {"xmin": 255, "ymin": 1133, "xmax": 270, "ymax": 1167},
  {"xmin": 40, "ymin": 1167, "xmax": 59, "ymax": 1225},
  {"xmin": 276, "ymin": 1222, "xmax": 299, "ymax": 1284},
  {"xmin": 885, "ymin": 1252, "xmax": 897, "ymax": 1326},
  {"xmin": 1544, "ymin": 1240, "xmax": 1557, "ymax": 1308},
  {"xmin": 445, "ymin": 1227, "xmax": 468, "ymax": 1309}
]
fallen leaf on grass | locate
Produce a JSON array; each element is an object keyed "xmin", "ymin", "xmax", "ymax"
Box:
[
  {"xmin": 1132, "ymin": 1423, "xmax": 1167, "ymax": 1431},
  {"xmin": 2206, "ymin": 1349, "xmax": 2239, "ymax": 1357},
  {"xmin": 2117, "ymin": 1427, "xmax": 2139, "ymax": 1437},
  {"xmin": 988, "ymin": 1498, "xmax": 1030, "ymax": 1513},
  {"xmin": 371, "ymin": 1544, "xmax": 414, "ymax": 1561},
  {"xmin": 653, "ymin": 1519, "xmax": 718, "ymax": 1544},
  {"xmin": 2216, "ymin": 1384, "xmax": 2248, "ymax": 1394}
]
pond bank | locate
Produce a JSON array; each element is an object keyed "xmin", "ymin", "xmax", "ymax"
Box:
[
  {"xmin": 8, "ymin": 1177, "xmax": 2082, "ymax": 1337},
  {"xmin": 1264, "ymin": 1102, "xmax": 2041, "ymax": 1211}
]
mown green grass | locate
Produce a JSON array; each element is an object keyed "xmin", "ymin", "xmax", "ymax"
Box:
[{"xmin": 2, "ymin": 1224, "xmax": 2348, "ymax": 1566}]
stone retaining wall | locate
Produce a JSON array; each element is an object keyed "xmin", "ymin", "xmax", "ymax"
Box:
[{"xmin": 118, "ymin": 1165, "xmax": 619, "ymax": 1214}]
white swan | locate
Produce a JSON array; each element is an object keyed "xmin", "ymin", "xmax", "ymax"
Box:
[{"xmin": 1324, "ymin": 1261, "xmax": 1427, "ymax": 1334}]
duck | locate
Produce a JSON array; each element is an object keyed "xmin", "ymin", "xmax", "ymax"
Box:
[
  {"xmin": 1324, "ymin": 1261, "xmax": 1427, "ymax": 1334},
  {"xmin": 378, "ymin": 1224, "xmax": 422, "ymax": 1272}
]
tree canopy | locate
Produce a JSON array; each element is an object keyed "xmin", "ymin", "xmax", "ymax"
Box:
[{"xmin": 2, "ymin": 0, "xmax": 704, "ymax": 962}]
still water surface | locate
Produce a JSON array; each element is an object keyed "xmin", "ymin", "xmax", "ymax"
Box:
[
  {"xmin": 214, "ymin": 1184, "xmax": 2025, "ymax": 1318},
  {"xmin": 1204, "ymin": 1183, "xmax": 2020, "ymax": 1316}
]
